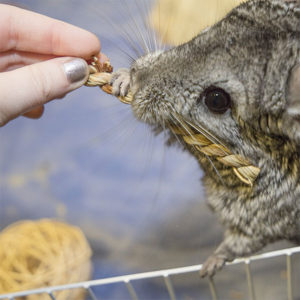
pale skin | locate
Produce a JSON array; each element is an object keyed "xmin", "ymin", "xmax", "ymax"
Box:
[{"xmin": 0, "ymin": 4, "xmax": 105, "ymax": 126}]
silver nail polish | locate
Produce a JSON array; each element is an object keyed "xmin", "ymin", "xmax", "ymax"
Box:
[{"xmin": 64, "ymin": 58, "xmax": 89, "ymax": 84}]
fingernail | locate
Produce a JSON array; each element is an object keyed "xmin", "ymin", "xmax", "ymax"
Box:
[{"xmin": 64, "ymin": 58, "xmax": 89, "ymax": 85}]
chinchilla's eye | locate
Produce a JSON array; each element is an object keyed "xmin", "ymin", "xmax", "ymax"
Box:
[{"xmin": 202, "ymin": 86, "xmax": 231, "ymax": 114}]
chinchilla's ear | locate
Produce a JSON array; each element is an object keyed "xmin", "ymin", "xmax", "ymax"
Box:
[{"xmin": 283, "ymin": 64, "xmax": 300, "ymax": 144}]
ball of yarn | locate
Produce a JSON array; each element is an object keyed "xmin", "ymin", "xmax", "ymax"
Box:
[{"xmin": 0, "ymin": 219, "xmax": 92, "ymax": 299}]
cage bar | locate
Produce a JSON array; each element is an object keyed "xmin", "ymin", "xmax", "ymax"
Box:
[
  {"xmin": 286, "ymin": 253, "xmax": 293, "ymax": 300},
  {"xmin": 125, "ymin": 280, "xmax": 139, "ymax": 300},
  {"xmin": 1, "ymin": 247, "xmax": 300, "ymax": 300},
  {"xmin": 245, "ymin": 259, "xmax": 256, "ymax": 300},
  {"xmin": 163, "ymin": 274, "xmax": 176, "ymax": 300},
  {"xmin": 207, "ymin": 277, "xmax": 218, "ymax": 300},
  {"xmin": 86, "ymin": 286, "xmax": 99, "ymax": 300},
  {"xmin": 48, "ymin": 292, "xmax": 57, "ymax": 300}
]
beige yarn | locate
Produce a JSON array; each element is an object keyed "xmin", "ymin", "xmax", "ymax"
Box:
[
  {"xmin": 0, "ymin": 219, "xmax": 92, "ymax": 299},
  {"xmin": 86, "ymin": 58, "xmax": 260, "ymax": 186}
]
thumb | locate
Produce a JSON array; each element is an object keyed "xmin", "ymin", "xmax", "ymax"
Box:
[{"xmin": 0, "ymin": 57, "xmax": 89, "ymax": 126}]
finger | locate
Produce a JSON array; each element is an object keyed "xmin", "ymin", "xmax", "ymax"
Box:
[
  {"xmin": 0, "ymin": 51, "xmax": 108, "ymax": 72},
  {"xmin": 23, "ymin": 105, "xmax": 44, "ymax": 119},
  {"xmin": 0, "ymin": 4, "xmax": 100, "ymax": 58},
  {"xmin": 0, "ymin": 50, "xmax": 108, "ymax": 72},
  {"xmin": 0, "ymin": 57, "xmax": 89, "ymax": 126},
  {"xmin": 0, "ymin": 50, "xmax": 56, "ymax": 72}
]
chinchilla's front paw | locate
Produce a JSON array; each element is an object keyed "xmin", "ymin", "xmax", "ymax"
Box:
[
  {"xmin": 110, "ymin": 68, "xmax": 131, "ymax": 97},
  {"xmin": 200, "ymin": 253, "xmax": 227, "ymax": 277}
]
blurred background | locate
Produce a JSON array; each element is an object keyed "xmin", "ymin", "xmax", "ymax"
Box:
[{"xmin": 0, "ymin": 0, "xmax": 299, "ymax": 299}]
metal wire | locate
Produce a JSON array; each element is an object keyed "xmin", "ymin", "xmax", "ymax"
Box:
[
  {"xmin": 207, "ymin": 277, "xmax": 218, "ymax": 300},
  {"xmin": 245, "ymin": 259, "xmax": 256, "ymax": 300},
  {"xmin": 163, "ymin": 275, "xmax": 176, "ymax": 300},
  {"xmin": 86, "ymin": 287, "xmax": 98, "ymax": 300},
  {"xmin": 125, "ymin": 280, "xmax": 139, "ymax": 300},
  {"xmin": 286, "ymin": 253, "xmax": 293, "ymax": 300},
  {"xmin": 48, "ymin": 292, "xmax": 56, "ymax": 300},
  {"xmin": 1, "ymin": 246, "xmax": 300, "ymax": 300}
]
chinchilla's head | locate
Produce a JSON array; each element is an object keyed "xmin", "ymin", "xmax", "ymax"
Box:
[{"xmin": 130, "ymin": 0, "xmax": 300, "ymax": 185}]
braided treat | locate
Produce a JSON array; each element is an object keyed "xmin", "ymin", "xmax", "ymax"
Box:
[
  {"xmin": 86, "ymin": 57, "xmax": 260, "ymax": 186},
  {"xmin": 85, "ymin": 56, "xmax": 132, "ymax": 104}
]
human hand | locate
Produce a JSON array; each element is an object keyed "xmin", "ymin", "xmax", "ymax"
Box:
[{"xmin": 0, "ymin": 4, "xmax": 103, "ymax": 126}]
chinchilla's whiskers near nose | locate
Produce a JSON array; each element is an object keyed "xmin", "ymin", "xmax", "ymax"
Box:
[
  {"xmin": 151, "ymin": 0, "xmax": 163, "ymax": 52},
  {"xmin": 170, "ymin": 113, "xmax": 216, "ymax": 166},
  {"xmin": 107, "ymin": 14, "xmax": 144, "ymax": 59},
  {"xmin": 183, "ymin": 117, "xmax": 228, "ymax": 154},
  {"xmin": 88, "ymin": 1, "xmax": 143, "ymax": 61},
  {"xmin": 121, "ymin": 0, "xmax": 164, "ymax": 55},
  {"xmin": 155, "ymin": 1, "xmax": 167, "ymax": 53},
  {"xmin": 127, "ymin": 0, "xmax": 164, "ymax": 54},
  {"xmin": 205, "ymin": 154, "xmax": 225, "ymax": 185},
  {"xmin": 89, "ymin": 0, "xmax": 164, "ymax": 63},
  {"xmin": 134, "ymin": 0, "xmax": 161, "ymax": 53},
  {"xmin": 95, "ymin": 109, "xmax": 137, "ymax": 146},
  {"xmin": 153, "ymin": 0, "xmax": 172, "ymax": 52},
  {"xmin": 170, "ymin": 113, "xmax": 200, "ymax": 154},
  {"xmin": 125, "ymin": 122, "xmax": 165, "ymax": 208},
  {"xmin": 171, "ymin": 113, "xmax": 193, "ymax": 137},
  {"xmin": 170, "ymin": 112, "xmax": 225, "ymax": 184},
  {"xmin": 148, "ymin": 115, "xmax": 168, "ymax": 207},
  {"xmin": 141, "ymin": 0, "xmax": 157, "ymax": 53},
  {"xmin": 168, "ymin": 117, "xmax": 189, "ymax": 148},
  {"xmin": 122, "ymin": 1, "xmax": 151, "ymax": 55},
  {"xmin": 100, "ymin": 37, "xmax": 136, "ymax": 65},
  {"xmin": 69, "ymin": 104, "xmax": 137, "ymax": 157}
]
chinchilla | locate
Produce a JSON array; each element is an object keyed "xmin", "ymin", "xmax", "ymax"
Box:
[{"xmin": 111, "ymin": 0, "xmax": 300, "ymax": 276}]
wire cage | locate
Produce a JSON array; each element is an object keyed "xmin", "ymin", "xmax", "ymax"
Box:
[{"xmin": 1, "ymin": 246, "xmax": 300, "ymax": 300}]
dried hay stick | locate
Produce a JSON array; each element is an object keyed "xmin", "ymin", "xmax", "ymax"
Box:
[
  {"xmin": 86, "ymin": 57, "xmax": 260, "ymax": 186},
  {"xmin": 171, "ymin": 127, "xmax": 260, "ymax": 186}
]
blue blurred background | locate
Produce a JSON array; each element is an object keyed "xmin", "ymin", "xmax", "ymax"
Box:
[
  {"xmin": 0, "ymin": 1, "xmax": 297, "ymax": 299},
  {"xmin": 0, "ymin": 0, "xmax": 212, "ymax": 298}
]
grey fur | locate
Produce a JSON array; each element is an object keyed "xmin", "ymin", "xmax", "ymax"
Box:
[{"xmin": 111, "ymin": 0, "xmax": 300, "ymax": 276}]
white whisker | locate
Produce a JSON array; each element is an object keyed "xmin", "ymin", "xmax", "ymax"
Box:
[
  {"xmin": 168, "ymin": 115, "xmax": 195, "ymax": 150},
  {"xmin": 182, "ymin": 117, "xmax": 229, "ymax": 154},
  {"xmin": 133, "ymin": 0, "xmax": 154, "ymax": 52},
  {"xmin": 123, "ymin": 1, "xmax": 150, "ymax": 55},
  {"xmin": 171, "ymin": 112, "xmax": 196, "ymax": 139},
  {"xmin": 170, "ymin": 112, "xmax": 225, "ymax": 185},
  {"xmin": 101, "ymin": 37, "xmax": 136, "ymax": 64},
  {"xmin": 89, "ymin": 1, "xmax": 144, "ymax": 59}
]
